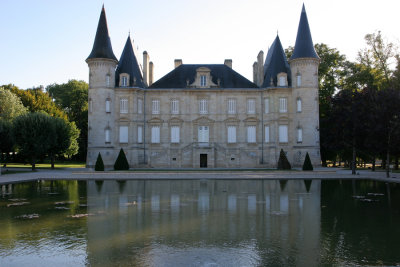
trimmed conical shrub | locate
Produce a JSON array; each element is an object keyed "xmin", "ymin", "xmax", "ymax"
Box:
[
  {"xmin": 95, "ymin": 153, "xmax": 104, "ymax": 171},
  {"xmin": 302, "ymin": 152, "xmax": 313, "ymax": 171},
  {"xmin": 277, "ymin": 149, "xmax": 291, "ymax": 170},
  {"xmin": 114, "ymin": 148, "xmax": 129, "ymax": 170}
]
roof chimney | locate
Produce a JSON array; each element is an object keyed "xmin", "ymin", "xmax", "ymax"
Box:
[
  {"xmin": 174, "ymin": 59, "xmax": 182, "ymax": 68},
  {"xmin": 224, "ymin": 59, "xmax": 232, "ymax": 68}
]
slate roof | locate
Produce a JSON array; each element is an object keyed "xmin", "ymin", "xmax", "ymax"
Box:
[
  {"xmin": 87, "ymin": 6, "xmax": 118, "ymax": 61},
  {"xmin": 115, "ymin": 35, "xmax": 145, "ymax": 88},
  {"xmin": 149, "ymin": 64, "xmax": 258, "ymax": 89},
  {"xmin": 290, "ymin": 4, "xmax": 319, "ymax": 60},
  {"xmin": 262, "ymin": 35, "xmax": 291, "ymax": 87}
]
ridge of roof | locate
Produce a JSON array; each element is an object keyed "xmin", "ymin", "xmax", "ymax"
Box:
[
  {"xmin": 150, "ymin": 64, "xmax": 258, "ymax": 89},
  {"xmin": 115, "ymin": 35, "xmax": 145, "ymax": 88},
  {"xmin": 290, "ymin": 4, "xmax": 319, "ymax": 60},
  {"xmin": 262, "ymin": 35, "xmax": 291, "ymax": 87},
  {"xmin": 87, "ymin": 6, "xmax": 117, "ymax": 61}
]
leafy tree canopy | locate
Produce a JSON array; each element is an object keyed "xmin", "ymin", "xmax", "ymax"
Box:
[{"xmin": 0, "ymin": 87, "xmax": 27, "ymax": 121}]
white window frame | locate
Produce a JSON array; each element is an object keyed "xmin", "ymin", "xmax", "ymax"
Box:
[
  {"xmin": 199, "ymin": 99, "xmax": 208, "ymax": 114},
  {"xmin": 297, "ymin": 74, "xmax": 302, "ymax": 87},
  {"xmin": 264, "ymin": 98, "xmax": 269, "ymax": 114},
  {"xmin": 137, "ymin": 126, "xmax": 143, "ymax": 143},
  {"xmin": 120, "ymin": 98, "xmax": 128, "ymax": 114},
  {"xmin": 198, "ymin": 126, "xmax": 209, "ymax": 143},
  {"xmin": 227, "ymin": 126, "xmax": 236, "ymax": 143},
  {"xmin": 279, "ymin": 97, "xmax": 287, "ymax": 113},
  {"xmin": 265, "ymin": 125, "xmax": 270, "ymax": 143},
  {"xmin": 200, "ymin": 75, "xmax": 207, "ymax": 86},
  {"xmin": 121, "ymin": 76, "xmax": 128, "ymax": 87},
  {"xmin": 227, "ymin": 98, "xmax": 236, "ymax": 114},
  {"xmin": 137, "ymin": 98, "xmax": 143, "ymax": 114},
  {"xmin": 106, "ymin": 75, "xmax": 110, "ymax": 87},
  {"xmin": 152, "ymin": 99, "xmax": 160, "ymax": 114},
  {"xmin": 297, "ymin": 128, "xmax": 303, "ymax": 143},
  {"xmin": 247, "ymin": 99, "xmax": 256, "ymax": 114},
  {"xmin": 279, "ymin": 76, "xmax": 286, "ymax": 86},
  {"xmin": 151, "ymin": 126, "xmax": 160, "ymax": 143},
  {"xmin": 279, "ymin": 125, "xmax": 288, "ymax": 143},
  {"xmin": 247, "ymin": 126, "xmax": 256, "ymax": 143},
  {"xmin": 105, "ymin": 99, "xmax": 111, "ymax": 113},
  {"xmin": 105, "ymin": 129, "xmax": 111, "ymax": 143},
  {"xmin": 171, "ymin": 99, "xmax": 179, "ymax": 114},
  {"xmin": 119, "ymin": 126, "xmax": 128, "ymax": 143},
  {"xmin": 297, "ymin": 98, "xmax": 302, "ymax": 112},
  {"xmin": 171, "ymin": 126, "xmax": 180, "ymax": 143}
]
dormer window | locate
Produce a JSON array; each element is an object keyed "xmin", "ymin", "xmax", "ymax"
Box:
[
  {"xmin": 200, "ymin": 75, "xmax": 206, "ymax": 87},
  {"xmin": 277, "ymin": 73, "xmax": 287, "ymax": 86},
  {"xmin": 120, "ymin": 74, "xmax": 129, "ymax": 87}
]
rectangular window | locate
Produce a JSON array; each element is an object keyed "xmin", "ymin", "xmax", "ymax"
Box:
[
  {"xmin": 264, "ymin": 98, "xmax": 269, "ymax": 114},
  {"xmin": 119, "ymin": 126, "xmax": 128, "ymax": 143},
  {"xmin": 171, "ymin": 126, "xmax": 180, "ymax": 143},
  {"xmin": 122, "ymin": 76, "xmax": 128, "ymax": 87},
  {"xmin": 137, "ymin": 126, "xmax": 143, "ymax": 143},
  {"xmin": 247, "ymin": 99, "xmax": 256, "ymax": 114},
  {"xmin": 279, "ymin": 97, "xmax": 287, "ymax": 113},
  {"xmin": 247, "ymin": 126, "xmax": 256, "ymax": 143},
  {"xmin": 152, "ymin": 99, "xmax": 160, "ymax": 114},
  {"xmin": 279, "ymin": 125, "xmax": 288, "ymax": 143},
  {"xmin": 279, "ymin": 76, "xmax": 286, "ymax": 86},
  {"xmin": 171, "ymin": 99, "xmax": 179, "ymax": 114},
  {"xmin": 199, "ymin": 99, "xmax": 208, "ymax": 114},
  {"xmin": 106, "ymin": 75, "xmax": 110, "ymax": 87},
  {"xmin": 120, "ymin": 98, "xmax": 128, "ymax": 114},
  {"xmin": 105, "ymin": 129, "xmax": 110, "ymax": 143},
  {"xmin": 200, "ymin": 75, "xmax": 206, "ymax": 86},
  {"xmin": 227, "ymin": 126, "xmax": 236, "ymax": 143},
  {"xmin": 227, "ymin": 99, "xmax": 236, "ymax": 114},
  {"xmin": 297, "ymin": 75, "xmax": 302, "ymax": 87},
  {"xmin": 297, "ymin": 98, "xmax": 302, "ymax": 112},
  {"xmin": 105, "ymin": 99, "xmax": 111, "ymax": 113},
  {"xmin": 138, "ymin": 99, "xmax": 143, "ymax": 114},
  {"xmin": 297, "ymin": 128, "xmax": 303, "ymax": 143},
  {"xmin": 198, "ymin": 126, "xmax": 209, "ymax": 143},
  {"xmin": 151, "ymin": 126, "xmax": 160, "ymax": 143},
  {"xmin": 265, "ymin": 126, "xmax": 270, "ymax": 143}
]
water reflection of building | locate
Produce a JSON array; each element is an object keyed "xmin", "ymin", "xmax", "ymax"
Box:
[{"xmin": 86, "ymin": 180, "xmax": 321, "ymax": 266}]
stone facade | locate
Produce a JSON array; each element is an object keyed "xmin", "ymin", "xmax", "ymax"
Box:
[{"xmin": 86, "ymin": 5, "xmax": 321, "ymax": 169}]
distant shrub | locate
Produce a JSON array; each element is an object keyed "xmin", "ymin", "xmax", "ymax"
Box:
[
  {"xmin": 302, "ymin": 152, "xmax": 313, "ymax": 171},
  {"xmin": 95, "ymin": 153, "xmax": 104, "ymax": 171},
  {"xmin": 277, "ymin": 149, "xmax": 291, "ymax": 170},
  {"xmin": 114, "ymin": 148, "xmax": 129, "ymax": 170}
]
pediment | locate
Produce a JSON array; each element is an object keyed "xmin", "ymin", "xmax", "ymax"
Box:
[
  {"xmin": 168, "ymin": 117, "xmax": 184, "ymax": 124},
  {"xmin": 147, "ymin": 117, "xmax": 163, "ymax": 124},
  {"xmin": 193, "ymin": 116, "xmax": 215, "ymax": 124},
  {"xmin": 243, "ymin": 117, "xmax": 259, "ymax": 123},
  {"xmin": 224, "ymin": 117, "xmax": 240, "ymax": 123}
]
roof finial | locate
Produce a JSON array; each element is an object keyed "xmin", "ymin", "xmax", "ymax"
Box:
[{"xmin": 302, "ymin": 3, "xmax": 306, "ymax": 13}]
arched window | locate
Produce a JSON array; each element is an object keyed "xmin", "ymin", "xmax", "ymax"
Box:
[
  {"xmin": 297, "ymin": 74, "xmax": 302, "ymax": 87},
  {"xmin": 105, "ymin": 98, "xmax": 111, "ymax": 113}
]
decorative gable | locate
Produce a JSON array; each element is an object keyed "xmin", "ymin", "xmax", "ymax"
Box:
[{"xmin": 190, "ymin": 67, "xmax": 218, "ymax": 88}]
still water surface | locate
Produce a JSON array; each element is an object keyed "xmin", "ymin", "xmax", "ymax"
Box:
[{"xmin": 0, "ymin": 179, "xmax": 399, "ymax": 266}]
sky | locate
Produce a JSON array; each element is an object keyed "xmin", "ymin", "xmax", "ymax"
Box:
[{"xmin": 1, "ymin": 0, "xmax": 399, "ymax": 89}]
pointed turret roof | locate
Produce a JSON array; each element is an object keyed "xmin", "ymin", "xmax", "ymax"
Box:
[
  {"xmin": 290, "ymin": 4, "xmax": 319, "ymax": 60},
  {"xmin": 87, "ymin": 6, "xmax": 117, "ymax": 61},
  {"xmin": 115, "ymin": 35, "xmax": 145, "ymax": 88},
  {"xmin": 262, "ymin": 35, "xmax": 291, "ymax": 87}
]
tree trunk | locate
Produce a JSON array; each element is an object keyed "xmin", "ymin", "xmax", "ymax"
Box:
[
  {"xmin": 31, "ymin": 156, "xmax": 36, "ymax": 171},
  {"xmin": 386, "ymin": 132, "xmax": 391, "ymax": 178},
  {"xmin": 51, "ymin": 154, "xmax": 55, "ymax": 170},
  {"xmin": 352, "ymin": 138, "xmax": 356, "ymax": 175},
  {"xmin": 395, "ymin": 157, "xmax": 399, "ymax": 170},
  {"xmin": 372, "ymin": 157, "xmax": 376, "ymax": 171}
]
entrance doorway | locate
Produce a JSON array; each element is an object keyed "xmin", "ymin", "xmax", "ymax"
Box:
[{"xmin": 200, "ymin": 154, "xmax": 207, "ymax": 168}]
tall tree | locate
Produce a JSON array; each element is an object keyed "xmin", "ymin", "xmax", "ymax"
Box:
[
  {"xmin": 46, "ymin": 80, "xmax": 88, "ymax": 160},
  {"xmin": 0, "ymin": 87, "xmax": 27, "ymax": 121},
  {"xmin": 0, "ymin": 120, "xmax": 14, "ymax": 166}
]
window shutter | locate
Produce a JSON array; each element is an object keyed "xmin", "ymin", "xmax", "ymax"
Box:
[
  {"xmin": 279, "ymin": 125, "xmax": 288, "ymax": 143},
  {"xmin": 137, "ymin": 126, "xmax": 143, "ymax": 143},
  {"xmin": 247, "ymin": 126, "xmax": 256, "ymax": 143},
  {"xmin": 151, "ymin": 126, "xmax": 160, "ymax": 143},
  {"xmin": 227, "ymin": 126, "xmax": 236, "ymax": 143},
  {"xmin": 171, "ymin": 126, "xmax": 180, "ymax": 143},
  {"xmin": 265, "ymin": 126, "xmax": 270, "ymax": 143},
  {"xmin": 119, "ymin": 126, "xmax": 128, "ymax": 143}
]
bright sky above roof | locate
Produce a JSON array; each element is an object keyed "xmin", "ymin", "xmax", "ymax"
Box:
[{"xmin": 1, "ymin": 0, "xmax": 399, "ymax": 89}]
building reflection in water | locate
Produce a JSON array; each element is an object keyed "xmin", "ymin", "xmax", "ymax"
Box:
[{"xmin": 86, "ymin": 179, "xmax": 321, "ymax": 266}]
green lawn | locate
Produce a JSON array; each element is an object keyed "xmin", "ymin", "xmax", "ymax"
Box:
[{"xmin": 3, "ymin": 162, "xmax": 85, "ymax": 169}]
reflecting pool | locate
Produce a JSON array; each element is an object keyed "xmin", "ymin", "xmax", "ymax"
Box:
[{"xmin": 0, "ymin": 179, "xmax": 399, "ymax": 266}]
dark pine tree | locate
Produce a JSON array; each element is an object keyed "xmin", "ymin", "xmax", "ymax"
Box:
[
  {"xmin": 277, "ymin": 149, "xmax": 291, "ymax": 170},
  {"xmin": 114, "ymin": 148, "xmax": 130, "ymax": 170},
  {"xmin": 95, "ymin": 153, "xmax": 104, "ymax": 171},
  {"xmin": 302, "ymin": 152, "xmax": 314, "ymax": 171}
]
